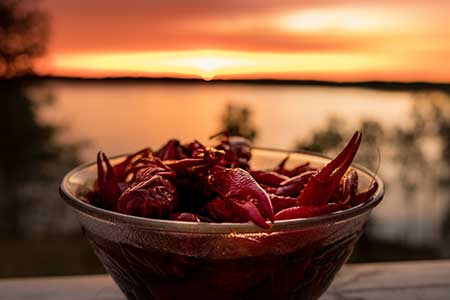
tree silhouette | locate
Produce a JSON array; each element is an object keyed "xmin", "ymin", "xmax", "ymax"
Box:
[
  {"xmin": 294, "ymin": 90, "xmax": 450, "ymax": 260},
  {"xmin": 0, "ymin": 2, "xmax": 98, "ymax": 276},
  {"xmin": 293, "ymin": 116, "xmax": 383, "ymax": 170},
  {"xmin": 293, "ymin": 116, "xmax": 346, "ymax": 153},
  {"xmin": 0, "ymin": 0, "xmax": 84, "ymax": 239},
  {"xmin": 0, "ymin": 80, "xmax": 82, "ymax": 238},
  {"xmin": 0, "ymin": 0, "xmax": 49, "ymax": 78},
  {"xmin": 220, "ymin": 103, "xmax": 258, "ymax": 141}
]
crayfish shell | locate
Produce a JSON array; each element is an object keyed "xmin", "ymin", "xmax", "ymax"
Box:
[{"xmin": 117, "ymin": 175, "xmax": 178, "ymax": 219}]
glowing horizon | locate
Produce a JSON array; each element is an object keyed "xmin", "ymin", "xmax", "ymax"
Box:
[{"xmin": 37, "ymin": 0, "xmax": 450, "ymax": 82}]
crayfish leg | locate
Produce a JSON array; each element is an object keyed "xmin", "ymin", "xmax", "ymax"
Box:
[
  {"xmin": 352, "ymin": 181, "xmax": 378, "ymax": 206},
  {"xmin": 97, "ymin": 152, "xmax": 105, "ymax": 187},
  {"xmin": 207, "ymin": 197, "xmax": 236, "ymax": 222},
  {"xmin": 169, "ymin": 212, "xmax": 201, "ymax": 223},
  {"xmin": 269, "ymin": 194, "xmax": 298, "ymax": 214},
  {"xmin": 337, "ymin": 170, "xmax": 359, "ymax": 204},
  {"xmin": 274, "ymin": 204, "xmax": 343, "ymax": 221}
]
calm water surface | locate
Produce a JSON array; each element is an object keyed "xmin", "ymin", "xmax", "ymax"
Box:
[
  {"xmin": 38, "ymin": 81, "xmax": 410, "ymax": 160},
  {"xmin": 3, "ymin": 80, "xmax": 450, "ymax": 277}
]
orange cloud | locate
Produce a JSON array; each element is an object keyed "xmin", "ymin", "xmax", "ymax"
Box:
[{"xmin": 39, "ymin": 0, "xmax": 450, "ymax": 81}]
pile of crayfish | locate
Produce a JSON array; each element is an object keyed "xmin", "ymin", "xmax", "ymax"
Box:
[{"xmin": 87, "ymin": 131, "xmax": 377, "ymax": 228}]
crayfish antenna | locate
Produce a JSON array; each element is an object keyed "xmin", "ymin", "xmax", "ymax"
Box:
[
  {"xmin": 209, "ymin": 131, "xmax": 229, "ymax": 140},
  {"xmin": 370, "ymin": 147, "xmax": 381, "ymax": 188},
  {"xmin": 113, "ymin": 148, "xmax": 152, "ymax": 181},
  {"xmin": 97, "ymin": 152, "xmax": 105, "ymax": 188},
  {"xmin": 351, "ymin": 144, "xmax": 380, "ymax": 206},
  {"xmin": 297, "ymin": 131, "xmax": 362, "ymax": 206}
]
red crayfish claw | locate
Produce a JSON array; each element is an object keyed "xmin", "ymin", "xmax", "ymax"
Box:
[
  {"xmin": 297, "ymin": 131, "xmax": 362, "ymax": 206},
  {"xmin": 208, "ymin": 165, "xmax": 274, "ymax": 228}
]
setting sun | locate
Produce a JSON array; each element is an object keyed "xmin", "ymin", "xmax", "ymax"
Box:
[
  {"xmin": 47, "ymin": 49, "xmax": 401, "ymax": 81},
  {"xmin": 167, "ymin": 52, "xmax": 246, "ymax": 80}
]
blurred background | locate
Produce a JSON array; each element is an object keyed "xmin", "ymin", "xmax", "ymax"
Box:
[{"xmin": 2, "ymin": 0, "xmax": 450, "ymax": 277}]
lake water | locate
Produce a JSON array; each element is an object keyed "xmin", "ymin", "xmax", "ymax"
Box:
[
  {"xmin": 3, "ymin": 79, "xmax": 450, "ymax": 276},
  {"xmin": 37, "ymin": 80, "xmax": 411, "ymax": 160}
]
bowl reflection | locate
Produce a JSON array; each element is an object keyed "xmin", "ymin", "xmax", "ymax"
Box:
[{"xmin": 60, "ymin": 148, "xmax": 384, "ymax": 300}]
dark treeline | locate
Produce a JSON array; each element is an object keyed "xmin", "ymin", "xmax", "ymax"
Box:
[{"xmin": 19, "ymin": 74, "xmax": 450, "ymax": 93}]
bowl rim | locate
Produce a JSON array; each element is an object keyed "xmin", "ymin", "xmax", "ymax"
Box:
[{"xmin": 59, "ymin": 147, "xmax": 384, "ymax": 233}]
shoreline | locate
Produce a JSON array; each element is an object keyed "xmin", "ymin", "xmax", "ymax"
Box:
[{"xmin": 3, "ymin": 74, "xmax": 450, "ymax": 92}]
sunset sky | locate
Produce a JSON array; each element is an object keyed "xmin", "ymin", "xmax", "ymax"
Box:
[{"xmin": 36, "ymin": 0, "xmax": 450, "ymax": 82}]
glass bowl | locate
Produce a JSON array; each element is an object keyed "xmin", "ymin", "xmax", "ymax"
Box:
[{"xmin": 60, "ymin": 148, "xmax": 384, "ymax": 300}]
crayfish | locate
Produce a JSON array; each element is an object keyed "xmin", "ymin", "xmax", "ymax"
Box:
[{"xmin": 88, "ymin": 131, "xmax": 378, "ymax": 228}]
